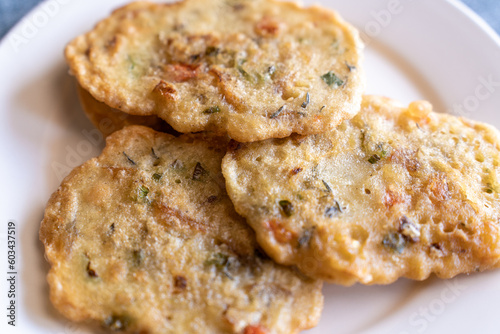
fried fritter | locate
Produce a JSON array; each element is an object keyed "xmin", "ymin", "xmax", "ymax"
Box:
[
  {"xmin": 65, "ymin": 0, "xmax": 364, "ymax": 142},
  {"xmin": 40, "ymin": 126, "xmax": 323, "ymax": 334},
  {"xmin": 222, "ymin": 95, "xmax": 500, "ymax": 285},
  {"xmin": 77, "ymin": 85, "xmax": 174, "ymax": 137}
]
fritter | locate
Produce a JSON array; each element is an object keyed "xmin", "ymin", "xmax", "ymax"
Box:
[
  {"xmin": 65, "ymin": 0, "xmax": 364, "ymax": 142},
  {"xmin": 40, "ymin": 126, "xmax": 323, "ymax": 333},
  {"xmin": 77, "ymin": 85, "xmax": 174, "ymax": 137},
  {"xmin": 222, "ymin": 95, "xmax": 500, "ymax": 285}
]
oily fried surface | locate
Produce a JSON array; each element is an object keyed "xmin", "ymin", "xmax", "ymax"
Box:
[
  {"xmin": 40, "ymin": 126, "xmax": 323, "ymax": 334},
  {"xmin": 77, "ymin": 85, "xmax": 176, "ymax": 137},
  {"xmin": 222, "ymin": 95, "xmax": 500, "ymax": 285},
  {"xmin": 65, "ymin": 0, "xmax": 364, "ymax": 142}
]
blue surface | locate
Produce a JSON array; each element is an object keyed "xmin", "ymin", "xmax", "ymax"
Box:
[
  {"xmin": 0, "ymin": 0, "xmax": 499, "ymax": 39},
  {"xmin": 0, "ymin": 0, "xmax": 42, "ymax": 38},
  {"xmin": 462, "ymin": 0, "xmax": 500, "ymax": 34}
]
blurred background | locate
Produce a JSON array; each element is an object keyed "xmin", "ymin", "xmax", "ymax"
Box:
[{"xmin": 0, "ymin": 0, "xmax": 499, "ymax": 39}]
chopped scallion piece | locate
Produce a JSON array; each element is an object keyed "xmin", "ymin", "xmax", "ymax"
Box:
[
  {"xmin": 301, "ymin": 92, "xmax": 310, "ymax": 108},
  {"xmin": 321, "ymin": 71, "xmax": 344, "ymax": 88},
  {"xmin": 203, "ymin": 106, "xmax": 221, "ymax": 114},
  {"xmin": 368, "ymin": 154, "xmax": 381, "ymax": 164},
  {"xmin": 270, "ymin": 106, "xmax": 285, "ymax": 119},
  {"xmin": 279, "ymin": 200, "xmax": 294, "ymax": 217},
  {"xmin": 192, "ymin": 162, "xmax": 206, "ymax": 180},
  {"xmin": 138, "ymin": 185, "xmax": 149, "ymax": 200},
  {"xmin": 123, "ymin": 152, "xmax": 136, "ymax": 165}
]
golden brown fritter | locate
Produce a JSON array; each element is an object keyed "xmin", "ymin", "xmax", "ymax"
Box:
[
  {"xmin": 77, "ymin": 85, "xmax": 174, "ymax": 137},
  {"xmin": 222, "ymin": 95, "xmax": 500, "ymax": 286},
  {"xmin": 65, "ymin": 0, "xmax": 364, "ymax": 142},
  {"xmin": 40, "ymin": 126, "xmax": 323, "ymax": 334}
]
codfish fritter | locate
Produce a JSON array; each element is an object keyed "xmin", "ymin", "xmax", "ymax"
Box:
[
  {"xmin": 222, "ymin": 96, "xmax": 500, "ymax": 286},
  {"xmin": 40, "ymin": 126, "xmax": 323, "ymax": 334},
  {"xmin": 65, "ymin": 0, "xmax": 364, "ymax": 142},
  {"xmin": 77, "ymin": 85, "xmax": 174, "ymax": 137}
]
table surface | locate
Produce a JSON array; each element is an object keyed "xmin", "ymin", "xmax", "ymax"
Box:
[{"xmin": 0, "ymin": 0, "xmax": 499, "ymax": 40}]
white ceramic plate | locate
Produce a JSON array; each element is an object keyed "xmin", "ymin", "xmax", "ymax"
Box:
[{"xmin": 1, "ymin": 0, "xmax": 499, "ymax": 333}]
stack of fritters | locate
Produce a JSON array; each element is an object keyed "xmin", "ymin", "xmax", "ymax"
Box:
[
  {"xmin": 66, "ymin": 0, "xmax": 364, "ymax": 142},
  {"xmin": 41, "ymin": 0, "xmax": 500, "ymax": 333}
]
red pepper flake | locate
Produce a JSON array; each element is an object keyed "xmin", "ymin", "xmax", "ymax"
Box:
[
  {"xmin": 255, "ymin": 17, "xmax": 281, "ymax": 37},
  {"xmin": 244, "ymin": 325, "xmax": 268, "ymax": 334},
  {"xmin": 164, "ymin": 63, "xmax": 200, "ymax": 82},
  {"xmin": 390, "ymin": 149, "xmax": 420, "ymax": 172},
  {"xmin": 383, "ymin": 190, "xmax": 405, "ymax": 209},
  {"xmin": 265, "ymin": 220, "xmax": 295, "ymax": 243},
  {"xmin": 427, "ymin": 173, "xmax": 451, "ymax": 202},
  {"xmin": 153, "ymin": 80, "xmax": 177, "ymax": 100}
]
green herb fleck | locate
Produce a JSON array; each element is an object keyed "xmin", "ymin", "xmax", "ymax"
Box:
[
  {"xmin": 325, "ymin": 201, "xmax": 342, "ymax": 218},
  {"xmin": 238, "ymin": 66, "xmax": 254, "ymax": 82},
  {"xmin": 151, "ymin": 148, "xmax": 159, "ymax": 160},
  {"xmin": 203, "ymin": 106, "xmax": 221, "ymax": 114},
  {"xmin": 223, "ymin": 271, "xmax": 234, "ymax": 280},
  {"xmin": 255, "ymin": 72, "xmax": 266, "ymax": 84},
  {"xmin": 175, "ymin": 179, "xmax": 181, "ymax": 184},
  {"xmin": 298, "ymin": 227, "xmax": 316, "ymax": 248},
  {"xmin": 322, "ymin": 180, "xmax": 332, "ymax": 193},
  {"xmin": 376, "ymin": 143, "xmax": 390, "ymax": 158},
  {"xmin": 236, "ymin": 59, "xmax": 255, "ymax": 82},
  {"xmin": 138, "ymin": 185, "xmax": 149, "ymax": 201},
  {"xmin": 484, "ymin": 183, "xmax": 496, "ymax": 194},
  {"xmin": 104, "ymin": 315, "xmax": 132, "ymax": 331},
  {"xmin": 270, "ymin": 106, "xmax": 285, "ymax": 119},
  {"xmin": 321, "ymin": 71, "xmax": 344, "ymax": 88},
  {"xmin": 123, "ymin": 152, "xmax": 136, "ymax": 165},
  {"xmin": 301, "ymin": 92, "xmax": 310, "ymax": 108},
  {"xmin": 205, "ymin": 253, "xmax": 229, "ymax": 269},
  {"xmin": 152, "ymin": 173, "xmax": 163, "ymax": 182},
  {"xmin": 279, "ymin": 200, "xmax": 294, "ymax": 217},
  {"xmin": 127, "ymin": 55, "xmax": 136, "ymax": 71},
  {"xmin": 132, "ymin": 249, "xmax": 145, "ymax": 267},
  {"xmin": 368, "ymin": 154, "xmax": 381, "ymax": 164},
  {"xmin": 383, "ymin": 232, "xmax": 406, "ymax": 254},
  {"xmin": 205, "ymin": 253, "xmax": 235, "ymax": 279},
  {"xmin": 192, "ymin": 162, "xmax": 207, "ymax": 180}
]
